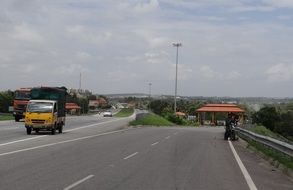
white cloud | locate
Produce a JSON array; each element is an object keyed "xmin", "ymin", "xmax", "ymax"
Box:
[
  {"xmin": 1, "ymin": 0, "xmax": 293, "ymax": 96},
  {"xmin": 265, "ymin": 63, "xmax": 293, "ymax": 82},
  {"xmin": 11, "ymin": 23, "xmax": 43, "ymax": 43},
  {"xmin": 107, "ymin": 71, "xmax": 139, "ymax": 82},
  {"xmin": 200, "ymin": 65, "xmax": 217, "ymax": 79},
  {"xmin": 231, "ymin": 5, "xmax": 275, "ymax": 12},
  {"xmin": 133, "ymin": 0, "xmax": 160, "ymax": 13},
  {"xmin": 198, "ymin": 66, "xmax": 242, "ymax": 81},
  {"xmin": 262, "ymin": 0, "xmax": 293, "ymax": 8}
]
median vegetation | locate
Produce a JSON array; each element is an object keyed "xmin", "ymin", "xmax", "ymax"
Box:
[
  {"xmin": 247, "ymin": 139, "xmax": 293, "ymax": 170},
  {"xmin": 0, "ymin": 113, "xmax": 13, "ymax": 121},
  {"xmin": 115, "ymin": 108, "xmax": 134, "ymax": 117},
  {"xmin": 130, "ymin": 113, "xmax": 174, "ymax": 126},
  {"xmin": 241, "ymin": 125, "xmax": 293, "ymax": 170}
]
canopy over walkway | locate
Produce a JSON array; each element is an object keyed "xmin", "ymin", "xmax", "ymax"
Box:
[{"xmin": 196, "ymin": 104, "xmax": 245, "ymax": 126}]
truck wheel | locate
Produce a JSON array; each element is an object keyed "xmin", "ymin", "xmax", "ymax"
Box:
[
  {"xmin": 58, "ymin": 125, "xmax": 63, "ymax": 134},
  {"xmin": 26, "ymin": 128, "xmax": 32, "ymax": 135},
  {"xmin": 51, "ymin": 127, "xmax": 56, "ymax": 135},
  {"xmin": 224, "ymin": 132, "xmax": 228, "ymax": 140}
]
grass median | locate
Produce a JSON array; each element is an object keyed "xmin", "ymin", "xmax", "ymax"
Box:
[
  {"xmin": 0, "ymin": 113, "xmax": 14, "ymax": 121},
  {"xmin": 130, "ymin": 113, "xmax": 174, "ymax": 126},
  {"xmin": 115, "ymin": 108, "xmax": 134, "ymax": 117}
]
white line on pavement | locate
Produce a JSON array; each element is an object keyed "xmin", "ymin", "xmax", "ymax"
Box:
[
  {"xmin": 65, "ymin": 118, "xmax": 122, "ymax": 132},
  {"xmin": 0, "ymin": 136, "xmax": 46, "ymax": 147},
  {"xmin": 229, "ymin": 140, "xmax": 258, "ymax": 190},
  {"xmin": 123, "ymin": 152, "xmax": 138, "ymax": 160},
  {"xmin": 151, "ymin": 142, "xmax": 159, "ymax": 146},
  {"xmin": 174, "ymin": 132, "xmax": 178, "ymax": 135},
  {"xmin": 0, "ymin": 117, "xmax": 126, "ymax": 148},
  {"xmin": 0, "ymin": 128, "xmax": 133, "ymax": 157},
  {"xmin": 165, "ymin": 136, "xmax": 170, "ymax": 139},
  {"xmin": 63, "ymin": 175, "xmax": 94, "ymax": 190}
]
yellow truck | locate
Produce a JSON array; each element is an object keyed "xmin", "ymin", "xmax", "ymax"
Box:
[{"xmin": 25, "ymin": 87, "xmax": 67, "ymax": 135}]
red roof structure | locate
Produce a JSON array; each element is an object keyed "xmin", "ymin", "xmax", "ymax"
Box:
[
  {"xmin": 66, "ymin": 103, "xmax": 81, "ymax": 110},
  {"xmin": 196, "ymin": 104, "xmax": 244, "ymax": 113},
  {"xmin": 196, "ymin": 104, "xmax": 245, "ymax": 126},
  {"xmin": 66, "ymin": 103, "xmax": 81, "ymax": 115}
]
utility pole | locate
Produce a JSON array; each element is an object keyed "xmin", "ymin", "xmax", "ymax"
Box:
[
  {"xmin": 79, "ymin": 72, "xmax": 82, "ymax": 91},
  {"xmin": 173, "ymin": 43, "xmax": 182, "ymax": 114},
  {"xmin": 148, "ymin": 83, "xmax": 152, "ymax": 110}
]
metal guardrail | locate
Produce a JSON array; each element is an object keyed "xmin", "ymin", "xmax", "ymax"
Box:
[{"xmin": 236, "ymin": 127, "xmax": 293, "ymax": 158}]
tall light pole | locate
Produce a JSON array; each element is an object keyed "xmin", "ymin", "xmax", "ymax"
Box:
[
  {"xmin": 148, "ymin": 83, "xmax": 152, "ymax": 99},
  {"xmin": 173, "ymin": 43, "xmax": 182, "ymax": 114},
  {"xmin": 148, "ymin": 83, "xmax": 152, "ymax": 110}
]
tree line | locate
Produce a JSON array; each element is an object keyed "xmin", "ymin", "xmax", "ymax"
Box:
[
  {"xmin": 0, "ymin": 90, "xmax": 14, "ymax": 112},
  {"xmin": 252, "ymin": 104, "xmax": 293, "ymax": 140},
  {"xmin": 0, "ymin": 89, "xmax": 110, "ymax": 114}
]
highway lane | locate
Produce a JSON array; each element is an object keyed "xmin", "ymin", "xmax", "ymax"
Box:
[
  {"xmin": 0, "ymin": 113, "xmax": 130, "ymax": 145},
  {"xmin": 0, "ymin": 126, "xmax": 292, "ymax": 190}
]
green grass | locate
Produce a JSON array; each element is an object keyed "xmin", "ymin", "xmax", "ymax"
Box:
[
  {"xmin": 247, "ymin": 139, "xmax": 293, "ymax": 169},
  {"xmin": 115, "ymin": 108, "xmax": 134, "ymax": 117},
  {"xmin": 248, "ymin": 125, "xmax": 290, "ymax": 143},
  {"xmin": 0, "ymin": 113, "xmax": 14, "ymax": 121},
  {"xmin": 249, "ymin": 125, "xmax": 279, "ymax": 138},
  {"xmin": 130, "ymin": 113, "xmax": 174, "ymax": 126}
]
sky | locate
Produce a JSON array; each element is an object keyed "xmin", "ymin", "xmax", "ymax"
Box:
[{"xmin": 1, "ymin": 0, "xmax": 293, "ymax": 97}]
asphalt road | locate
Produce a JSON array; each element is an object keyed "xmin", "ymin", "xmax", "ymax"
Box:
[{"xmin": 0, "ymin": 115, "xmax": 292, "ymax": 190}]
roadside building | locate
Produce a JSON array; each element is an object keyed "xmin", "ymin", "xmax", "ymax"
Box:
[
  {"xmin": 196, "ymin": 104, "xmax": 245, "ymax": 126},
  {"xmin": 66, "ymin": 103, "xmax": 81, "ymax": 115},
  {"xmin": 88, "ymin": 98, "xmax": 107, "ymax": 110},
  {"xmin": 176, "ymin": 111, "xmax": 186, "ymax": 118}
]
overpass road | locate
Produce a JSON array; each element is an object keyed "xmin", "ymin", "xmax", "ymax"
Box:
[{"xmin": 0, "ymin": 115, "xmax": 292, "ymax": 190}]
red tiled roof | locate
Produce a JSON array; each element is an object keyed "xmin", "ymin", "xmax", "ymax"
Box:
[
  {"xmin": 66, "ymin": 103, "xmax": 81, "ymax": 109},
  {"xmin": 176, "ymin": 112, "xmax": 186, "ymax": 116},
  {"xmin": 196, "ymin": 104, "xmax": 244, "ymax": 113}
]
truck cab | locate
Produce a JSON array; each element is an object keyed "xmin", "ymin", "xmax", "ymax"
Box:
[
  {"xmin": 25, "ymin": 100, "xmax": 64, "ymax": 135},
  {"xmin": 13, "ymin": 88, "xmax": 31, "ymax": 122}
]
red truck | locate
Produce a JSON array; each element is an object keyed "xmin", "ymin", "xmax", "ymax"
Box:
[{"xmin": 13, "ymin": 88, "xmax": 31, "ymax": 122}]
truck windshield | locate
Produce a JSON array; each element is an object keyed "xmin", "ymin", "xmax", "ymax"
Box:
[
  {"xmin": 15, "ymin": 91, "xmax": 30, "ymax": 100},
  {"xmin": 27, "ymin": 102, "xmax": 53, "ymax": 113}
]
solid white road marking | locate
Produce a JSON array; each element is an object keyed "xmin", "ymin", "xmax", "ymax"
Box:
[
  {"xmin": 174, "ymin": 132, "xmax": 178, "ymax": 135},
  {"xmin": 124, "ymin": 152, "xmax": 138, "ymax": 160},
  {"xmin": 229, "ymin": 141, "xmax": 258, "ymax": 190},
  {"xmin": 65, "ymin": 118, "xmax": 122, "ymax": 132},
  {"xmin": 0, "ymin": 128, "xmax": 133, "ymax": 157},
  {"xmin": 165, "ymin": 136, "xmax": 170, "ymax": 139},
  {"xmin": 63, "ymin": 175, "xmax": 94, "ymax": 190},
  {"xmin": 0, "ymin": 136, "xmax": 46, "ymax": 147},
  {"xmin": 0, "ymin": 117, "xmax": 126, "ymax": 148},
  {"xmin": 151, "ymin": 142, "xmax": 159, "ymax": 146}
]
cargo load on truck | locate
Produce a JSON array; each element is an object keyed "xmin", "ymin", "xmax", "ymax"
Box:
[{"xmin": 25, "ymin": 87, "xmax": 67, "ymax": 135}]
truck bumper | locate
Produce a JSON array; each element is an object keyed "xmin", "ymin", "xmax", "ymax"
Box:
[{"xmin": 25, "ymin": 123, "xmax": 54, "ymax": 130}]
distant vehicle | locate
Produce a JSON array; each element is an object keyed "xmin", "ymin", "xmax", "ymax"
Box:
[
  {"xmin": 24, "ymin": 87, "xmax": 67, "ymax": 135},
  {"xmin": 103, "ymin": 110, "xmax": 112, "ymax": 117},
  {"xmin": 13, "ymin": 88, "xmax": 31, "ymax": 122}
]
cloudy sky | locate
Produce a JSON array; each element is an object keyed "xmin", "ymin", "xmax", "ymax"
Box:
[{"xmin": 1, "ymin": 0, "xmax": 293, "ymax": 97}]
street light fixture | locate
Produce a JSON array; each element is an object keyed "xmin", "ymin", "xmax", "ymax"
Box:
[{"xmin": 173, "ymin": 43, "xmax": 182, "ymax": 114}]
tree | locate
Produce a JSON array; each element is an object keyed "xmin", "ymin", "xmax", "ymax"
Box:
[
  {"xmin": 252, "ymin": 106, "xmax": 280, "ymax": 131},
  {"xmin": 0, "ymin": 90, "xmax": 14, "ymax": 113},
  {"xmin": 150, "ymin": 100, "xmax": 172, "ymax": 115},
  {"xmin": 275, "ymin": 111, "xmax": 293, "ymax": 138}
]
